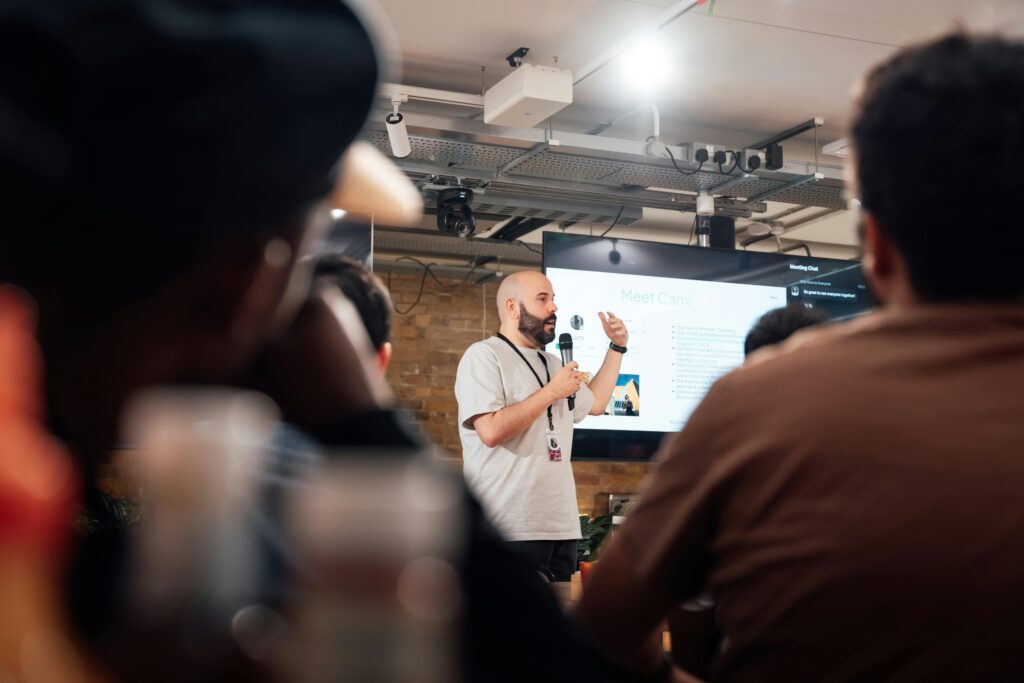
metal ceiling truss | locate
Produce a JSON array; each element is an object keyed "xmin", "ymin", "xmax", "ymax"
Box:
[
  {"xmin": 415, "ymin": 174, "xmax": 762, "ymax": 224},
  {"xmin": 374, "ymin": 227, "xmax": 541, "ymax": 265},
  {"xmin": 364, "ymin": 112, "xmax": 848, "ymax": 232}
]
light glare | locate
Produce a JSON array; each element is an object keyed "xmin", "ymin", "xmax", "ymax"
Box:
[{"xmin": 618, "ymin": 38, "xmax": 673, "ymax": 94}]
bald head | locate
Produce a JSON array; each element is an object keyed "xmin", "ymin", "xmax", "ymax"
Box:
[
  {"xmin": 497, "ymin": 271, "xmax": 551, "ymax": 320},
  {"xmin": 496, "ymin": 271, "xmax": 558, "ymax": 347}
]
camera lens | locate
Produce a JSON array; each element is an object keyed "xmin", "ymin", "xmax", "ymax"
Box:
[
  {"xmin": 453, "ymin": 217, "xmax": 475, "ymax": 238},
  {"xmin": 435, "ymin": 188, "xmax": 476, "ymax": 238}
]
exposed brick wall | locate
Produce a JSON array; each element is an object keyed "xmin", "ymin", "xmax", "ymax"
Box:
[
  {"xmin": 385, "ymin": 271, "xmax": 495, "ymax": 454},
  {"xmin": 384, "ymin": 270, "xmax": 652, "ymax": 518}
]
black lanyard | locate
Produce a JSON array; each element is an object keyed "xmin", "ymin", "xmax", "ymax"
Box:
[{"xmin": 496, "ymin": 333, "xmax": 555, "ymax": 431}]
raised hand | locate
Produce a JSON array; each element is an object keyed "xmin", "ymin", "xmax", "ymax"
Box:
[{"xmin": 598, "ymin": 311, "xmax": 629, "ymax": 347}]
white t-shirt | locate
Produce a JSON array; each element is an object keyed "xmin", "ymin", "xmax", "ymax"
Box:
[{"xmin": 455, "ymin": 336, "xmax": 595, "ymax": 541}]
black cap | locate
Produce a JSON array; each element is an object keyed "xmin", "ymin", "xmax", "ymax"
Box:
[{"xmin": 0, "ymin": 0, "xmax": 379, "ymax": 296}]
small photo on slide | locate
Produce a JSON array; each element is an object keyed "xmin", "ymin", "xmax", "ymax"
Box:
[
  {"xmin": 605, "ymin": 374, "xmax": 640, "ymax": 417},
  {"xmin": 570, "ymin": 314, "xmax": 584, "ymax": 330}
]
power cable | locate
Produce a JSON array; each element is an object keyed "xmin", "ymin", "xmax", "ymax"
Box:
[
  {"xmin": 599, "ymin": 205, "xmax": 626, "ymax": 238},
  {"xmin": 717, "ymin": 151, "xmax": 739, "ymax": 175},
  {"xmin": 389, "ymin": 263, "xmax": 429, "ymax": 315},
  {"xmin": 514, "ymin": 239, "xmax": 543, "ymax": 254},
  {"xmin": 386, "ymin": 256, "xmax": 480, "ymax": 315},
  {"xmin": 663, "ymin": 144, "xmax": 706, "ymax": 177}
]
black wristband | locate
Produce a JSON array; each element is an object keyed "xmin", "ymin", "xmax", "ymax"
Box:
[{"xmin": 609, "ymin": 342, "xmax": 627, "ymax": 354}]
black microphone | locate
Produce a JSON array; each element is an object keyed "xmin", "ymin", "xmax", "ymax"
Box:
[{"xmin": 558, "ymin": 332, "xmax": 575, "ymax": 411}]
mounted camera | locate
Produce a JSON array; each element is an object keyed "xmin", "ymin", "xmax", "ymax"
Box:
[{"xmin": 436, "ymin": 187, "xmax": 476, "ymax": 238}]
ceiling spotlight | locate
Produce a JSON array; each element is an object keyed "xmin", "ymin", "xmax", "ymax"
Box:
[
  {"xmin": 618, "ymin": 37, "xmax": 673, "ymax": 95},
  {"xmin": 695, "ymin": 191, "xmax": 714, "ymax": 217},
  {"xmin": 330, "ymin": 208, "xmax": 346, "ymax": 220},
  {"xmin": 385, "ymin": 97, "xmax": 411, "ymax": 159},
  {"xmin": 695, "ymin": 191, "xmax": 714, "ymax": 248}
]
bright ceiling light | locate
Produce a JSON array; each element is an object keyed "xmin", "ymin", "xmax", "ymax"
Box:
[
  {"xmin": 330, "ymin": 208, "xmax": 346, "ymax": 220},
  {"xmin": 617, "ymin": 37, "xmax": 673, "ymax": 95}
]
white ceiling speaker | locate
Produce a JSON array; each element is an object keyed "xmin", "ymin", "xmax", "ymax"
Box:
[{"xmin": 483, "ymin": 64, "xmax": 573, "ymax": 128}]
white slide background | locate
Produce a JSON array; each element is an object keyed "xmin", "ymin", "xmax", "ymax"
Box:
[{"xmin": 547, "ymin": 268, "xmax": 785, "ymax": 432}]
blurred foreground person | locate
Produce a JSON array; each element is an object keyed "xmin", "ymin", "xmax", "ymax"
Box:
[
  {"xmin": 313, "ymin": 255, "xmax": 394, "ymax": 373},
  {"xmin": 580, "ymin": 33, "xmax": 1024, "ymax": 683},
  {"xmin": 0, "ymin": 289, "xmax": 97, "ymax": 682},
  {"xmin": 669, "ymin": 304, "xmax": 833, "ymax": 679},
  {"xmin": 0, "ymin": 1, "xmax": 606, "ymax": 681}
]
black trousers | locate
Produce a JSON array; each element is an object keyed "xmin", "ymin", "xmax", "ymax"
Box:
[{"xmin": 509, "ymin": 539, "xmax": 578, "ymax": 582}]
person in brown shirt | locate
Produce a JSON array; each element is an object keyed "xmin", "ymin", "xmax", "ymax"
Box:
[{"xmin": 579, "ymin": 33, "xmax": 1024, "ymax": 683}]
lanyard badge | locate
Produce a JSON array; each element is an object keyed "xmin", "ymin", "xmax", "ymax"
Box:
[
  {"xmin": 496, "ymin": 334, "xmax": 563, "ymax": 462},
  {"xmin": 546, "ymin": 429, "xmax": 562, "ymax": 462}
]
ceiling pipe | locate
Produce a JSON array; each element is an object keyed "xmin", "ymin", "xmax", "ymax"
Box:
[
  {"xmin": 740, "ymin": 233, "xmax": 774, "ymax": 248},
  {"xmin": 748, "ymin": 118, "xmax": 824, "ymax": 151},
  {"xmin": 759, "ymin": 205, "xmax": 810, "ymax": 224},
  {"xmin": 781, "ymin": 207, "xmax": 842, "ymax": 230},
  {"xmin": 585, "ymin": 104, "xmax": 649, "ymax": 136},
  {"xmin": 778, "ymin": 242, "xmax": 813, "ymax": 257},
  {"xmin": 379, "ymin": 83, "xmax": 484, "ymax": 109},
  {"xmin": 490, "ymin": 217, "xmax": 552, "ymax": 242}
]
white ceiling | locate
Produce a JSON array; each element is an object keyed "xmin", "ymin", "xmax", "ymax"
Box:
[
  {"xmin": 377, "ymin": 0, "xmax": 1024, "ymax": 141},
  {"xmin": 371, "ymin": 0, "xmax": 1024, "ymax": 251}
]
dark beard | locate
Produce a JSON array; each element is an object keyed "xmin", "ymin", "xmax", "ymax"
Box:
[{"xmin": 518, "ymin": 303, "xmax": 556, "ymax": 346}]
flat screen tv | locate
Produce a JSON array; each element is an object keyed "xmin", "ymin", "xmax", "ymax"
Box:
[{"xmin": 542, "ymin": 232, "xmax": 872, "ymax": 460}]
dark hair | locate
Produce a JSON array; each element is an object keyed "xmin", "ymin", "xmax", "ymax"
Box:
[
  {"xmin": 851, "ymin": 33, "xmax": 1024, "ymax": 301},
  {"xmin": 744, "ymin": 305, "xmax": 830, "ymax": 356},
  {"xmin": 0, "ymin": 0, "xmax": 378, "ymax": 315},
  {"xmin": 314, "ymin": 255, "xmax": 393, "ymax": 349}
]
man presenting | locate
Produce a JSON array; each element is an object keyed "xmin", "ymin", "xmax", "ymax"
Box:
[{"xmin": 455, "ymin": 271, "xmax": 628, "ymax": 582}]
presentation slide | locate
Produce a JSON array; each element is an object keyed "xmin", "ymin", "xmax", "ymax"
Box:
[{"xmin": 547, "ymin": 267, "xmax": 785, "ymax": 432}]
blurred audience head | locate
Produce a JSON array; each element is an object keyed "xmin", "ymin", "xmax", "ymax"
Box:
[
  {"xmin": 851, "ymin": 33, "xmax": 1024, "ymax": 305},
  {"xmin": 744, "ymin": 305, "xmax": 830, "ymax": 357},
  {"xmin": 0, "ymin": 0, "xmax": 381, "ymax": 456},
  {"xmin": 314, "ymin": 255, "xmax": 394, "ymax": 372}
]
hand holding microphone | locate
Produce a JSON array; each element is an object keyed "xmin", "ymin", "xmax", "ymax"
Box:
[
  {"xmin": 558, "ymin": 333, "xmax": 576, "ymax": 411},
  {"xmin": 547, "ymin": 361, "xmax": 581, "ymax": 404}
]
